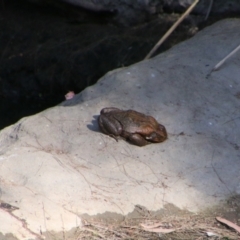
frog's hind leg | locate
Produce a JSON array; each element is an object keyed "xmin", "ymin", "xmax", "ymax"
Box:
[
  {"xmin": 98, "ymin": 114, "xmax": 122, "ymax": 142},
  {"xmin": 127, "ymin": 133, "xmax": 149, "ymax": 147}
]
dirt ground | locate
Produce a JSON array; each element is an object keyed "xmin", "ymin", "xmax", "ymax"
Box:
[
  {"xmin": 0, "ymin": 0, "xmax": 230, "ymax": 130},
  {"xmin": 1, "ymin": 198, "xmax": 238, "ymax": 239},
  {"xmin": 45, "ymin": 196, "xmax": 240, "ymax": 239}
]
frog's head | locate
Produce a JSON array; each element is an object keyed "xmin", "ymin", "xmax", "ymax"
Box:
[{"xmin": 146, "ymin": 124, "xmax": 167, "ymax": 142}]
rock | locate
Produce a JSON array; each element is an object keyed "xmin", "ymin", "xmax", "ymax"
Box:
[
  {"xmin": 0, "ymin": 19, "xmax": 240, "ymax": 239},
  {"xmin": 163, "ymin": 0, "xmax": 240, "ymax": 16},
  {"xmin": 26, "ymin": 0, "xmax": 155, "ymax": 25},
  {"xmin": 26, "ymin": 0, "xmax": 240, "ymax": 25}
]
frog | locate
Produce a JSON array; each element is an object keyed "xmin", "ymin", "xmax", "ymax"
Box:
[{"xmin": 98, "ymin": 107, "xmax": 167, "ymax": 146}]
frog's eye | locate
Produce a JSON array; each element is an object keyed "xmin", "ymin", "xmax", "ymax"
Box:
[
  {"xmin": 146, "ymin": 133, "xmax": 158, "ymax": 140},
  {"xmin": 147, "ymin": 131, "xmax": 167, "ymax": 142}
]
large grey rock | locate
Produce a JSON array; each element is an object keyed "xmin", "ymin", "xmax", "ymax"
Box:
[{"xmin": 0, "ymin": 19, "xmax": 240, "ymax": 239}]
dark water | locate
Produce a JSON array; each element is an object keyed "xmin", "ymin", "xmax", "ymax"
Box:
[{"xmin": 0, "ymin": 0, "xmax": 229, "ymax": 130}]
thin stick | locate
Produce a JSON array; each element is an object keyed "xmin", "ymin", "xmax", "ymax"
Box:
[
  {"xmin": 213, "ymin": 44, "xmax": 240, "ymax": 71},
  {"xmin": 216, "ymin": 217, "xmax": 240, "ymax": 233},
  {"xmin": 82, "ymin": 227, "xmax": 105, "ymax": 238},
  {"xmin": 205, "ymin": 0, "xmax": 213, "ymax": 20},
  {"xmin": 144, "ymin": 0, "xmax": 199, "ymax": 60}
]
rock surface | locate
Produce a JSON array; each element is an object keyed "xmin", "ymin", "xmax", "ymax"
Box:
[
  {"xmin": 0, "ymin": 19, "xmax": 240, "ymax": 239},
  {"xmin": 27, "ymin": 0, "xmax": 240, "ymax": 24},
  {"xmin": 164, "ymin": 0, "xmax": 240, "ymax": 15}
]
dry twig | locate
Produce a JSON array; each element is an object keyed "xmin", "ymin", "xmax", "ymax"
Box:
[
  {"xmin": 82, "ymin": 227, "xmax": 105, "ymax": 238},
  {"xmin": 140, "ymin": 222, "xmax": 177, "ymax": 233},
  {"xmin": 216, "ymin": 216, "xmax": 240, "ymax": 233},
  {"xmin": 144, "ymin": 0, "xmax": 199, "ymax": 59},
  {"xmin": 205, "ymin": 0, "xmax": 214, "ymax": 20},
  {"xmin": 212, "ymin": 44, "xmax": 240, "ymax": 71}
]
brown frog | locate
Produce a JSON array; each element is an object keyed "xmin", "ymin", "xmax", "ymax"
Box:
[{"xmin": 98, "ymin": 107, "xmax": 167, "ymax": 146}]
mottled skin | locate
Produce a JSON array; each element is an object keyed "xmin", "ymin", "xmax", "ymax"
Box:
[{"xmin": 98, "ymin": 107, "xmax": 167, "ymax": 146}]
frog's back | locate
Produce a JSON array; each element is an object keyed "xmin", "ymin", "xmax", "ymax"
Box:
[{"xmin": 115, "ymin": 110, "xmax": 158, "ymax": 134}]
